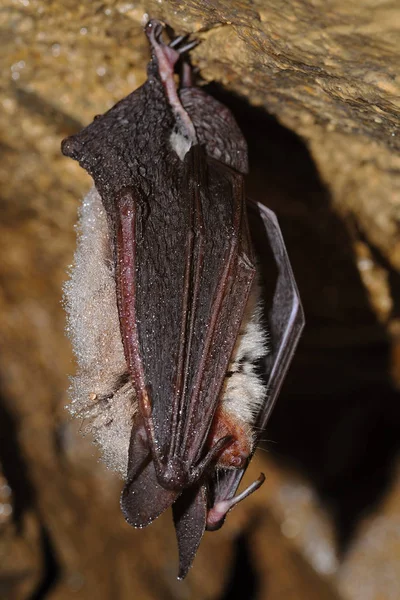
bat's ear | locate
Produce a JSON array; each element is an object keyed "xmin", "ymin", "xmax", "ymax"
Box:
[
  {"xmin": 120, "ymin": 425, "xmax": 180, "ymax": 527},
  {"xmin": 206, "ymin": 473, "xmax": 265, "ymax": 531},
  {"xmin": 173, "ymin": 485, "xmax": 207, "ymax": 579}
]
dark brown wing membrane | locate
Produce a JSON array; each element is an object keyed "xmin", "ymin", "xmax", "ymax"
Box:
[
  {"xmin": 180, "ymin": 86, "xmax": 249, "ymax": 174},
  {"xmin": 133, "ymin": 145, "xmax": 255, "ymax": 468},
  {"xmin": 179, "ymin": 151, "xmax": 255, "ymax": 466},
  {"xmin": 61, "ymin": 74, "xmax": 176, "ymax": 218},
  {"xmin": 121, "ymin": 421, "xmax": 180, "ymax": 527},
  {"xmin": 172, "ymin": 484, "xmax": 207, "ymax": 580},
  {"xmin": 120, "ymin": 146, "xmax": 255, "ymax": 530},
  {"xmin": 208, "ymin": 199, "xmax": 305, "ymax": 520}
]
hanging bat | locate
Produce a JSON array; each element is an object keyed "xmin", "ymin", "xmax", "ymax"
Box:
[{"xmin": 62, "ymin": 19, "xmax": 304, "ymax": 578}]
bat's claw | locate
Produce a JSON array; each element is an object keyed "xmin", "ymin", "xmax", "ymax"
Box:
[
  {"xmin": 145, "ymin": 20, "xmax": 198, "ymax": 51},
  {"xmin": 169, "ymin": 31, "xmax": 199, "ymax": 54},
  {"xmin": 173, "ymin": 38, "xmax": 199, "ymax": 54}
]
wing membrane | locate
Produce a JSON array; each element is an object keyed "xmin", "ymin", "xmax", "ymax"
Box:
[
  {"xmin": 210, "ymin": 199, "xmax": 305, "ymax": 508},
  {"xmin": 133, "ymin": 146, "xmax": 255, "ymax": 466}
]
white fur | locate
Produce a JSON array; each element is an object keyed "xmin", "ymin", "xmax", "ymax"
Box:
[
  {"xmin": 64, "ymin": 187, "xmax": 137, "ymax": 476},
  {"xmin": 221, "ymin": 279, "xmax": 268, "ymax": 428},
  {"xmin": 64, "ymin": 187, "xmax": 267, "ymax": 476},
  {"xmin": 169, "ymin": 129, "xmax": 192, "ymax": 161}
]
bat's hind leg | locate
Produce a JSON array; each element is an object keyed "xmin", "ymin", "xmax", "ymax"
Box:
[{"xmin": 145, "ymin": 19, "xmax": 196, "ymax": 149}]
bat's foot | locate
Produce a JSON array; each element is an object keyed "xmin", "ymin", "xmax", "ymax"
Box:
[
  {"xmin": 168, "ymin": 28, "xmax": 199, "ymax": 88},
  {"xmin": 145, "ymin": 19, "xmax": 180, "ymax": 72},
  {"xmin": 145, "ymin": 20, "xmax": 198, "ymax": 73}
]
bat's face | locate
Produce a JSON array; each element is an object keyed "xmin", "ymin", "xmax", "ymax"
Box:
[{"xmin": 62, "ymin": 19, "xmax": 304, "ymax": 579}]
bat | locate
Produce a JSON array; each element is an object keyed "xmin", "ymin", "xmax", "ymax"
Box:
[{"xmin": 62, "ymin": 19, "xmax": 304, "ymax": 578}]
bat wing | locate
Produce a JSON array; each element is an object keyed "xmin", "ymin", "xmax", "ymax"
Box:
[
  {"xmin": 180, "ymin": 86, "xmax": 248, "ymax": 174},
  {"xmin": 172, "ymin": 484, "xmax": 208, "ymax": 580},
  {"xmin": 120, "ymin": 420, "xmax": 180, "ymax": 527},
  {"xmin": 161, "ymin": 197, "xmax": 304, "ymax": 578},
  {"xmin": 174, "ymin": 150, "xmax": 256, "ymax": 467},
  {"xmin": 209, "ymin": 199, "xmax": 305, "ymax": 515},
  {"xmin": 253, "ymin": 200, "xmax": 305, "ymax": 429},
  {"xmin": 119, "ymin": 145, "xmax": 255, "ymax": 526}
]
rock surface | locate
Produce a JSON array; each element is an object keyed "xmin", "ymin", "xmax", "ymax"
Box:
[{"xmin": 0, "ymin": 0, "xmax": 399, "ymax": 598}]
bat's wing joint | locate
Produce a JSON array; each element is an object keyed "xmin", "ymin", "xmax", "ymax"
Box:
[{"xmin": 155, "ymin": 456, "xmax": 189, "ymax": 490}]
